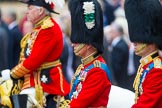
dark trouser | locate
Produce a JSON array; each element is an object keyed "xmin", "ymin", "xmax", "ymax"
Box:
[
  {"xmin": 0, "ymin": 104, "xmax": 9, "ymax": 108},
  {"xmin": 46, "ymin": 95, "xmax": 57, "ymax": 108},
  {"xmin": 46, "ymin": 94, "xmax": 70, "ymax": 108},
  {"xmin": 10, "ymin": 94, "xmax": 28, "ymax": 108}
]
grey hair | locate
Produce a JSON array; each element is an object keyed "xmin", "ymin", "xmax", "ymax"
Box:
[
  {"xmin": 111, "ymin": 22, "xmax": 124, "ymax": 36},
  {"xmin": 7, "ymin": 10, "xmax": 17, "ymax": 21},
  {"xmin": 35, "ymin": 6, "xmax": 50, "ymax": 15}
]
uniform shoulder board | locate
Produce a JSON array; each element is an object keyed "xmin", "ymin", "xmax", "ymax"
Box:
[
  {"xmin": 93, "ymin": 60, "xmax": 101, "ymax": 68},
  {"xmin": 153, "ymin": 57, "xmax": 162, "ymax": 68},
  {"xmin": 41, "ymin": 18, "xmax": 54, "ymax": 29}
]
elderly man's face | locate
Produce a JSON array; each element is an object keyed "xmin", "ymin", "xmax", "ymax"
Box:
[{"xmin": 26, "ymin": 5, "xmax": 41, "ymax": 23}]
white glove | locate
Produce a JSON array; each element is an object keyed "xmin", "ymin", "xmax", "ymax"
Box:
[{"xmin": 0, "ymin": 69, "xmax": 11, "ymax": 83}]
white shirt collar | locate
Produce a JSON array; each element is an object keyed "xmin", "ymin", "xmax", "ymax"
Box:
[
  {"xmin": 111, "ymin": 37, "xmax": 121, "ymax": 47},
  {"xmin": 8, "ymin": 21, "xmax": 17, "ymax": 30}
]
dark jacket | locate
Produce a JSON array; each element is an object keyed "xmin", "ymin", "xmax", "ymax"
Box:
[
  {"xmin": 111, "ymin": 38, "xmax": 129, "ymax": 88},
  {"xmin": 0, "ymin": 22, "xmax": 9, "ymax": 71}
]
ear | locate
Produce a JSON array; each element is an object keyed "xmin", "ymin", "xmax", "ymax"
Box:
[{"xmin": 39, "ymin": 7, "xmax": 45, "ymax": 15}]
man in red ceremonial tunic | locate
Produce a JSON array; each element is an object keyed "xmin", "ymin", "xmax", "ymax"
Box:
[
  {"xmin": 0, "ymin": 0, "xmax": 70, "ymax": 108},
  {"xmin": 125, "ymin": 0, "xmax": 162, "ymax": 107},
  {"xmin": 67, "ymin": 0, "xmax": 112, "ymax": 107}
]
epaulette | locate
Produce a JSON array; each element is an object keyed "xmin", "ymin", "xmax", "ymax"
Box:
[
  {"xmin": 93, "ymin": 60, "xmax": 101, "ymax": 68},
  {"xmin": 93, "ymin": 60, "xmax": 112, "ymax": 82},
  {"xmin": 41, "ymin": 18, "xmax": 54, "ymax": 29},
  {"xmin": 153, "ymin": 57, "xmax": 162, "ymax": 68}
]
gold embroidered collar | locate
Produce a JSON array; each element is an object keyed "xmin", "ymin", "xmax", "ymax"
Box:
[
  {"xmin": 34, "ymin": 16, "xmax": 50, "ymax": 28},
  {"xmin": 140, "ymin": 50, "xmax": 159, "ymax": 66},
  {"xmin": 81, "ymin": 51, "xmax": 98, "ymax": 65}
]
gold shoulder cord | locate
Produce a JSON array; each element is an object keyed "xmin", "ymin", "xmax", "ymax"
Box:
[
  {"xmin": 19, "ymin": 33, "xmax": 30, "ymax": 63},
  {"xmin": 133, "ymin": 64, "xmax": 143, "ymax": 103},
  {"xmin": 34, "ymin": 69, "xmax": 44, "ymax": 107},
  {"xmin": 70, "ymin": 64, "xmax": 83, "ymax": 90}
]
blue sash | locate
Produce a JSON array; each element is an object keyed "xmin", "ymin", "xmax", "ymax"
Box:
[{"xmin": 139, "ymin": 63, "xmax": 154, "ymax": 90}]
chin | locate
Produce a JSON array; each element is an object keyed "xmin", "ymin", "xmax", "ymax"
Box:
[
  {"xmin": 74, "ymin": 52, "xmax": 79, "ymax": 56},
  {"xmin": 74, "ymin": 51, "xmax": 83, "ymax": 58},
  {"xmin": 74, "ymin": 52, "xmax": 81, "ymax": 57},
  {"xmin": 134, "ymin": 51, "xmax": 142, "ymax": 56}
]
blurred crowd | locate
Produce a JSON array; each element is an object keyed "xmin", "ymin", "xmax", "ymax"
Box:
[{"xmin": 0, "ymin": 0, "xmax": 161, "ymax": 91}]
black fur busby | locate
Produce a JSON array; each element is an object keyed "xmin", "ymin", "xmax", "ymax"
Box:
[
  {"xmin": 68, "ymin": 0, "xmax": 104, "ymax": 53},
  {"xmin": 19, "ymin": 0, "xmax": 65, "ymax": 14},
  {"xmin": 124, "ymin": 0, "xmax": 162, "ymax": 50}
]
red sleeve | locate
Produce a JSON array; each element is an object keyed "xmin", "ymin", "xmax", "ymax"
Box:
[
  {"xmin": 69, "ymin": 68, "xmax": 111, "ymax": 107},
  {"xmin": 132, "ymin": 68, "xmax": 162, "ymax": 108}
]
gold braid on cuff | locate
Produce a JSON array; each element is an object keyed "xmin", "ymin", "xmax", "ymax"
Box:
[{"xmin": 10, "ymin": 63, "xmax": 30, "ymax": 79}]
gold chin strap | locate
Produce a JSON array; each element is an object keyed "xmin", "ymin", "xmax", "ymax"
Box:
[
  {"xmin": 133, "ymin": 64, "xmax": 143, "ymax": 103},
  {"xmin": 134, "ymin": 43, "xmax": 147, "ymax": 54},
  {"xmin": 74, "ymin": 44, "xmax": 85, "ymax": 55}
]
